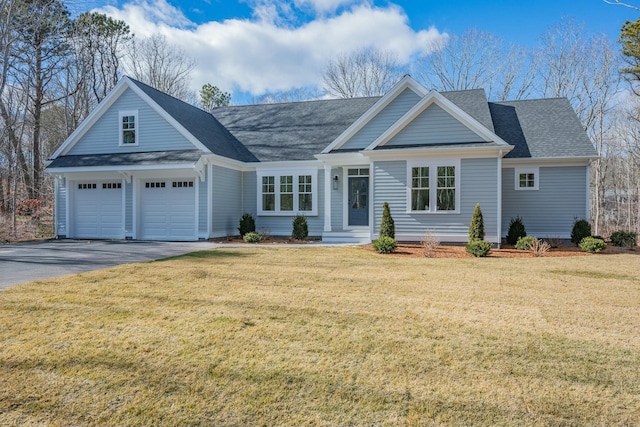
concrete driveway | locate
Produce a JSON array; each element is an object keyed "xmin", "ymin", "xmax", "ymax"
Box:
[{"xmin": 0, "ymin": 239, "xmax": 217, "ymax": 289}]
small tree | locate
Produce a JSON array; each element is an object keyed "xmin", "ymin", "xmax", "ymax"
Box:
[
  {"xmin": 468, "ymin": 203, "xmax": 485, "ymax": 241},
  {"xmin": 238, "ymin": 213, "xmax": 255, "ymax": 237},
  {"xmin": 570, "ymin": 219, "xmax": 591, "ymax": 246},
  {"xmin": 379, "ymin": 202, "xmax": 395, "ymax": 239}
]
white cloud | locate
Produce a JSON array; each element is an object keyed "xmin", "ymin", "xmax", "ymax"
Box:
[{"xmin": 97, "ymin": 0, "xmax": 446, "ymax": 98}]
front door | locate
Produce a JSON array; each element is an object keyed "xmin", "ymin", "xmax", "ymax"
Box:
[{"xmin": 348, "ymin": 176, "xmax": 369, "ymax": 226}]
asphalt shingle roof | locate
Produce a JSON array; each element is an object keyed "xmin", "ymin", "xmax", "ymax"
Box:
[
  {"xmin": 212, "ymin": 97, "xmax": 380, "ymax": 162},
  {"xmin": 489, "ymin": 98, "xmax": 597, "ymax": 158},
  {"xmin": 129, "ymin": 78, "xmax": 258, "ymax": 163},
  {"xmin": 47, "ymin": 150, "xmax": 203, "ymax": 169}
]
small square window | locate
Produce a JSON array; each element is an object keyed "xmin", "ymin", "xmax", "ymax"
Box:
[{"xmin": 515, "ymin": 168, "xmax": 539, "ymax": 191}]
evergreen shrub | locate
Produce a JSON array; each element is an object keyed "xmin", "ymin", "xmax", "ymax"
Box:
[
  {"xmin": 238, "ymin": 213, "xmax": 256, "ymax": 237},
  {"xmin": 579, "ymin": 236, "xmax": 607, "ymax": 253},
  {"xmin": 373, "ymin": 236, "xmax": 397, "ymax": 254},
  {"xmin": 570, "ymin": 219, "xmax": 591, "ymax": 246},
  {"xmin": 292, "ymin": 215, "xmax": 308, "ymax": 240},
  {"xmin": 243, "ymin": 231, "xmax": 262, "ymax": 243},
  {"xmin": 465, "ymin": 240, "xmax": 492, "ymax": 257},
  {"xmin": 506, "ymin": 216, "xmax": 526, "ymax": 245},
  {"xmin": 379, "ymin": 202, "xmax": 395, "ymax": 239},
  {"xmin": 468, "ymin": 203, "xmax": 485, "ymax": 241},
  {"xmin": 610, "ymin": 230, "xmax": 637, "ymax": 247},
  {"xmin": 515, "ymin": 236, "xmax": 537, "ymax": 250}
]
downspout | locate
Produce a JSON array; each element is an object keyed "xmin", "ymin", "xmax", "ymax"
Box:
[{"xmin": 497, "ymin": 150, "xmax": 503, "ymax": 248}]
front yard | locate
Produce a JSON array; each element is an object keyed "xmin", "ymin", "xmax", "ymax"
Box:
[{"xmin": 1, "ymin": 246, "xmax": 639, "ymax": 426}]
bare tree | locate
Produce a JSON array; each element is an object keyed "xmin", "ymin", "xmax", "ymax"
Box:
[
  {"xmin": 603, "ymin": 0, "xmax": 640, "ymax": 10},
  {"xmin": 323, "ymin": 47, "xmax": 403, "ymax": 98},
  {"xmin": 125, "ymin": 34, "xmax": 196, "ymax": 102}
]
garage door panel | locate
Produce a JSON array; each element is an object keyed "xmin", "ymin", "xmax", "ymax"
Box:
[
  {"xmin": 73, "ymin": 182, "xmax": 123, "ymax": 239},
  {"xmin": 140, "ymin": 179, "xmax": 196, "ymax": 241}
]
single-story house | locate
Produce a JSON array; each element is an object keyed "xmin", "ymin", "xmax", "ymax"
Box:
[{"xmin": 46, "ymin": 75, "xmax": 596, "ymax": 243}]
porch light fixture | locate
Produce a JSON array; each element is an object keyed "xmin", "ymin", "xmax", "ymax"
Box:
[{"xmin": 333, "ymin": 175, "xmax": 339, "ymax": 190}]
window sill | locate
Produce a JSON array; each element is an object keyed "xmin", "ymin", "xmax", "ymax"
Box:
[
  {"xmin": 258, "ymin": 211, "xmax": 318, "ymax": 217},
  {"xmin": 407, "ymin": 210, "xmax": 460, "ymax": 215}
]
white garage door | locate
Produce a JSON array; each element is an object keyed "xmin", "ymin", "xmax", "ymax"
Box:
[
  {"xmin": 73, "ymin": 181, "xmax": 123, "ymax": 239},
  {"xmin": 140, "ymin": 179, "xmax": 196, "ymax": 241}
]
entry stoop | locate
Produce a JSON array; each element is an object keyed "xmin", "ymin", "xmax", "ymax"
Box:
[{"xmin": 321, "ymin": 230, "xmax": 371, "ymax": 244}]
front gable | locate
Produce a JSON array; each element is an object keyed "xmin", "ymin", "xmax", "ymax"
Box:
[
  {"xmin": 384, "ymin": 103, "xmax": 485, "ymax": 148},
  {"xmin": 366, "ymin": 90, "xmax": 511, "ymax": 151},
  {"xmin": 67, "ymin": 87, "xmax": 198, "ymax": 156},
  {"xmin": 51, "ymin": 77, "xmax": 210, "ymax": 160},
  {"xmin": 321, "ymin": 75, "xmax": 427, "ymax": 154}
]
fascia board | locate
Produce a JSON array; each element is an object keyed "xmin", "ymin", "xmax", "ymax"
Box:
[
  {"xmin": 253, "ymin": 159, "xmax": 323, "ymax": 170},
  {"xmin": 202, "ymin": 153, "xmax": 248, "ymax": 171},
  {"xmin": 51, "ymin": 79, "xmax": 129, "ymax": 158},
  {"xmin": 46, "ymin": 163, "xmax": 199, "ymax": 174},
  {"xmin": 315, "ymin": 152, "xmax": 369, "ymax": 166},
  {"xmin": 320, "ymin": 76, "xmax": 428, "ymax": 154},
  {"xmin": 363, "ymin": 145, "xmax": 513, "ymax": 161},
  {"xmin": 502, "ymin": 156, "xmax": 595, "ymax": 167},
  {"xmin": 365, "ymin": 90, "xmax": 512, "ymax": 151}
]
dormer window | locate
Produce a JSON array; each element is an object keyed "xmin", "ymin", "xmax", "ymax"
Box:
[{"xmin": 119, "ymin": 110, "xmax": 138, "ymax": 145}]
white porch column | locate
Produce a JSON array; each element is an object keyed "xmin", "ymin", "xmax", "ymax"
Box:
[{"xmin": 324, "ymin": 164, "xmax": 332, "ymax": 232}]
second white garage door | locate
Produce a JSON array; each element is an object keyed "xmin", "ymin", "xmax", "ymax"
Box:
[{"xmin": 140, "ymin": 179, "xmax": 196, "ymax": 241}]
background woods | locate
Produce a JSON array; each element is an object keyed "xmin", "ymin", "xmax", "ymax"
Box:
[{"xmin": 0, "ymin": 0, "xmax": 638, "ymax": 241}]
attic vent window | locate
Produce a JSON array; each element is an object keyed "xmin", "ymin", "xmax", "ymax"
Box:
[{"xmin": 119, "ymin": 110, "xmax": 138, "ymax": 145}]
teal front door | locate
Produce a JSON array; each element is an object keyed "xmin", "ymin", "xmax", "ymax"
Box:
[{"xmin": 348, "ymin": 176, "xmax": 369, "ymax": 226}]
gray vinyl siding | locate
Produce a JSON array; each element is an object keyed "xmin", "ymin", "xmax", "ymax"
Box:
[
  {"xmin": 242, "ymin": 170, "xmax": 257, "ymax": 216},
  {"xmin": 373, "ymin": 158, "xmax": 498, "ymax": 240},
  {"xmin": 502, "ymin": 166, "xmax": 587, "ymax": 238},
  {"xmin": 55, "ymin": 180, "xmax": 67, "ymax": 236},
  {"xmin": 68, "ymin": 88, "xmax": 196, "ymax": 155},
  {"xmin": 331, "ymin": 167, "xmax": 344, "ymax": 230},
  {"xmin": 253, "ymin": 169, "xmax": 325, "ymax": 237},
  {"xmin": 386, "ymin": 104, "xmax": 483, "ymax": 147},
  {"xmin": 198, "ymin": 168, "xmax": 208, "ymax": 235},
  {"xmin": 124, "ymin": 181, "xmax": 133, "ymax": 236},
  {"xmin": 340, "ymin": 88, "xmax": 421, "ymax": 150},
  {"xmin": 212, "ymin": 166, "xmax": 242, "ymax": 237}
]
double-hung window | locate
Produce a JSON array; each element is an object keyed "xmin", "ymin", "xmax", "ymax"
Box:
[
  {"xmin": 119, "ymin": 110, "xmax": 138, "ymax": 146},
  {"xmin": 408, "ymin": 160, "xmax": 460, "ymax": 213},
  {"xmin": 258, "ymin": 171, "xmax": 317, "ymax": 215},
  {"xmin": 515, "ymin": 167, "xmax": 539, "ymax": 190}
]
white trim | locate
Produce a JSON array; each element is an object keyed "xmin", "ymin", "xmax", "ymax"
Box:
[
  {"xmin": 121, "ymin": 177, "xmax": 126, "ymax": 238},
  {"xmin": 363, "ymin": 145, "xmax": 511, "ymax": 161},
  {"xmin": 46, "ymin": 162, "xmax": 199, "ymax": 174},
  {"xmin": 315, "ymin": 152, "xmax": 369, "ymax": 166},
  {"xmin": 497, "ymin": 150, "xmax": 503, "ymax": 248},
  {"xmin": 119, "ymin": 109, "xmax": 139, "ymax": 146},
  {"xmin": 321, "ymin": 75, "xmax": 428, "ymax": 154},
  {"xmin": 342, "ymin": 166, "xmax": 371, "ymax": 230},
  {"xmin": 323, "ymin": 164, "xmax": 332, "ymax": 232},
  {"xmin": 514, "ymin": 167, "xmax": 539, "ymax": 191},
  {"xmin": 256, "ymin": 168, "xmax": 318, "ymax": 216},
  {"xmin": 502, "ymin": 157, "xmax": 593, "ymax": 167},
  {"xmin": 406, "ymin": 158, "xmax": 461, "ymax": 214},
  {"xmin": 364, "ymin": 90, "xmax": 511, "ymax": 151},
  {"xmin": 208, "ymin": 163, "xmax": 213, "ymax": 239},
  {"xmin": 132, "ymin": 176, "xmax": 138, "ymax": 239}
]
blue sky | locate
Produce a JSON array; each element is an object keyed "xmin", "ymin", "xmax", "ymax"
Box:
[{"xmin": 83, "ymin": 0, "xmax": 639, "ymax": 101}]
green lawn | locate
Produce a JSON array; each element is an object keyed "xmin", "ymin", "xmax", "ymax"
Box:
[{"xmin": 1, "ymin": 246, "xmax": 639, "ymax": 426}]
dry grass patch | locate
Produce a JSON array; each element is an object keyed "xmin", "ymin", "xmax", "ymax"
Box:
[{"xmin": 1, "ymin": 247, "xmax": 639, "ymax": 426}]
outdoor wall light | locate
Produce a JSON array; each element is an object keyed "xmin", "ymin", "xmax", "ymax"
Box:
[{"xmin": 333, "ymin": 175, "xmax": 339, "ymax": 190}]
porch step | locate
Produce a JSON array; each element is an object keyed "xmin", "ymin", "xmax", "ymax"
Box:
[{"xmin": 322, "ymin": 230, "xmax": 371, "ymax": 244}]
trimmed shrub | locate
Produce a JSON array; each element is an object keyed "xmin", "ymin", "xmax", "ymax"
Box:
[
  {"xmin": 373, "ymin": 236, "xmax": 397, "ymax": 254},
  {"xmin": 292, "ymin": 214, "xmax": 308, "ymax": 240},
  {"xmin": 505, "ymin": 216, "xmax": 526, "ymax": 245},
  {"xmin": 515, "ymin": 236, "xmax": 537, "ymax": 250},
  {"xmin": 579, "ymin": 236, "xmax": 607, "ymax": 253},
  {"xmin": 238, "ymin": 213, "xmax": 256, "ymax": 237},
  {"xmin": 243, "ymin": 231, "xmax": 262, "ymax": 243},
  {"xmin": 468, "ymin": 203, "xmax": 485, "ymax": 242},
  {"xmin": 465, "ymin": 240, "xmax": 492, "ymax": 257},
  {"xmin": 379, "ymin": 202, "xmax": 395, "ymax": 239},
  {"xmin": 570, "ymin": 219, "xmax": 591, "ymax": 246},
  {"xmin": 610, "ymin": 230, "xmax": 637, "ymax": 247}
]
